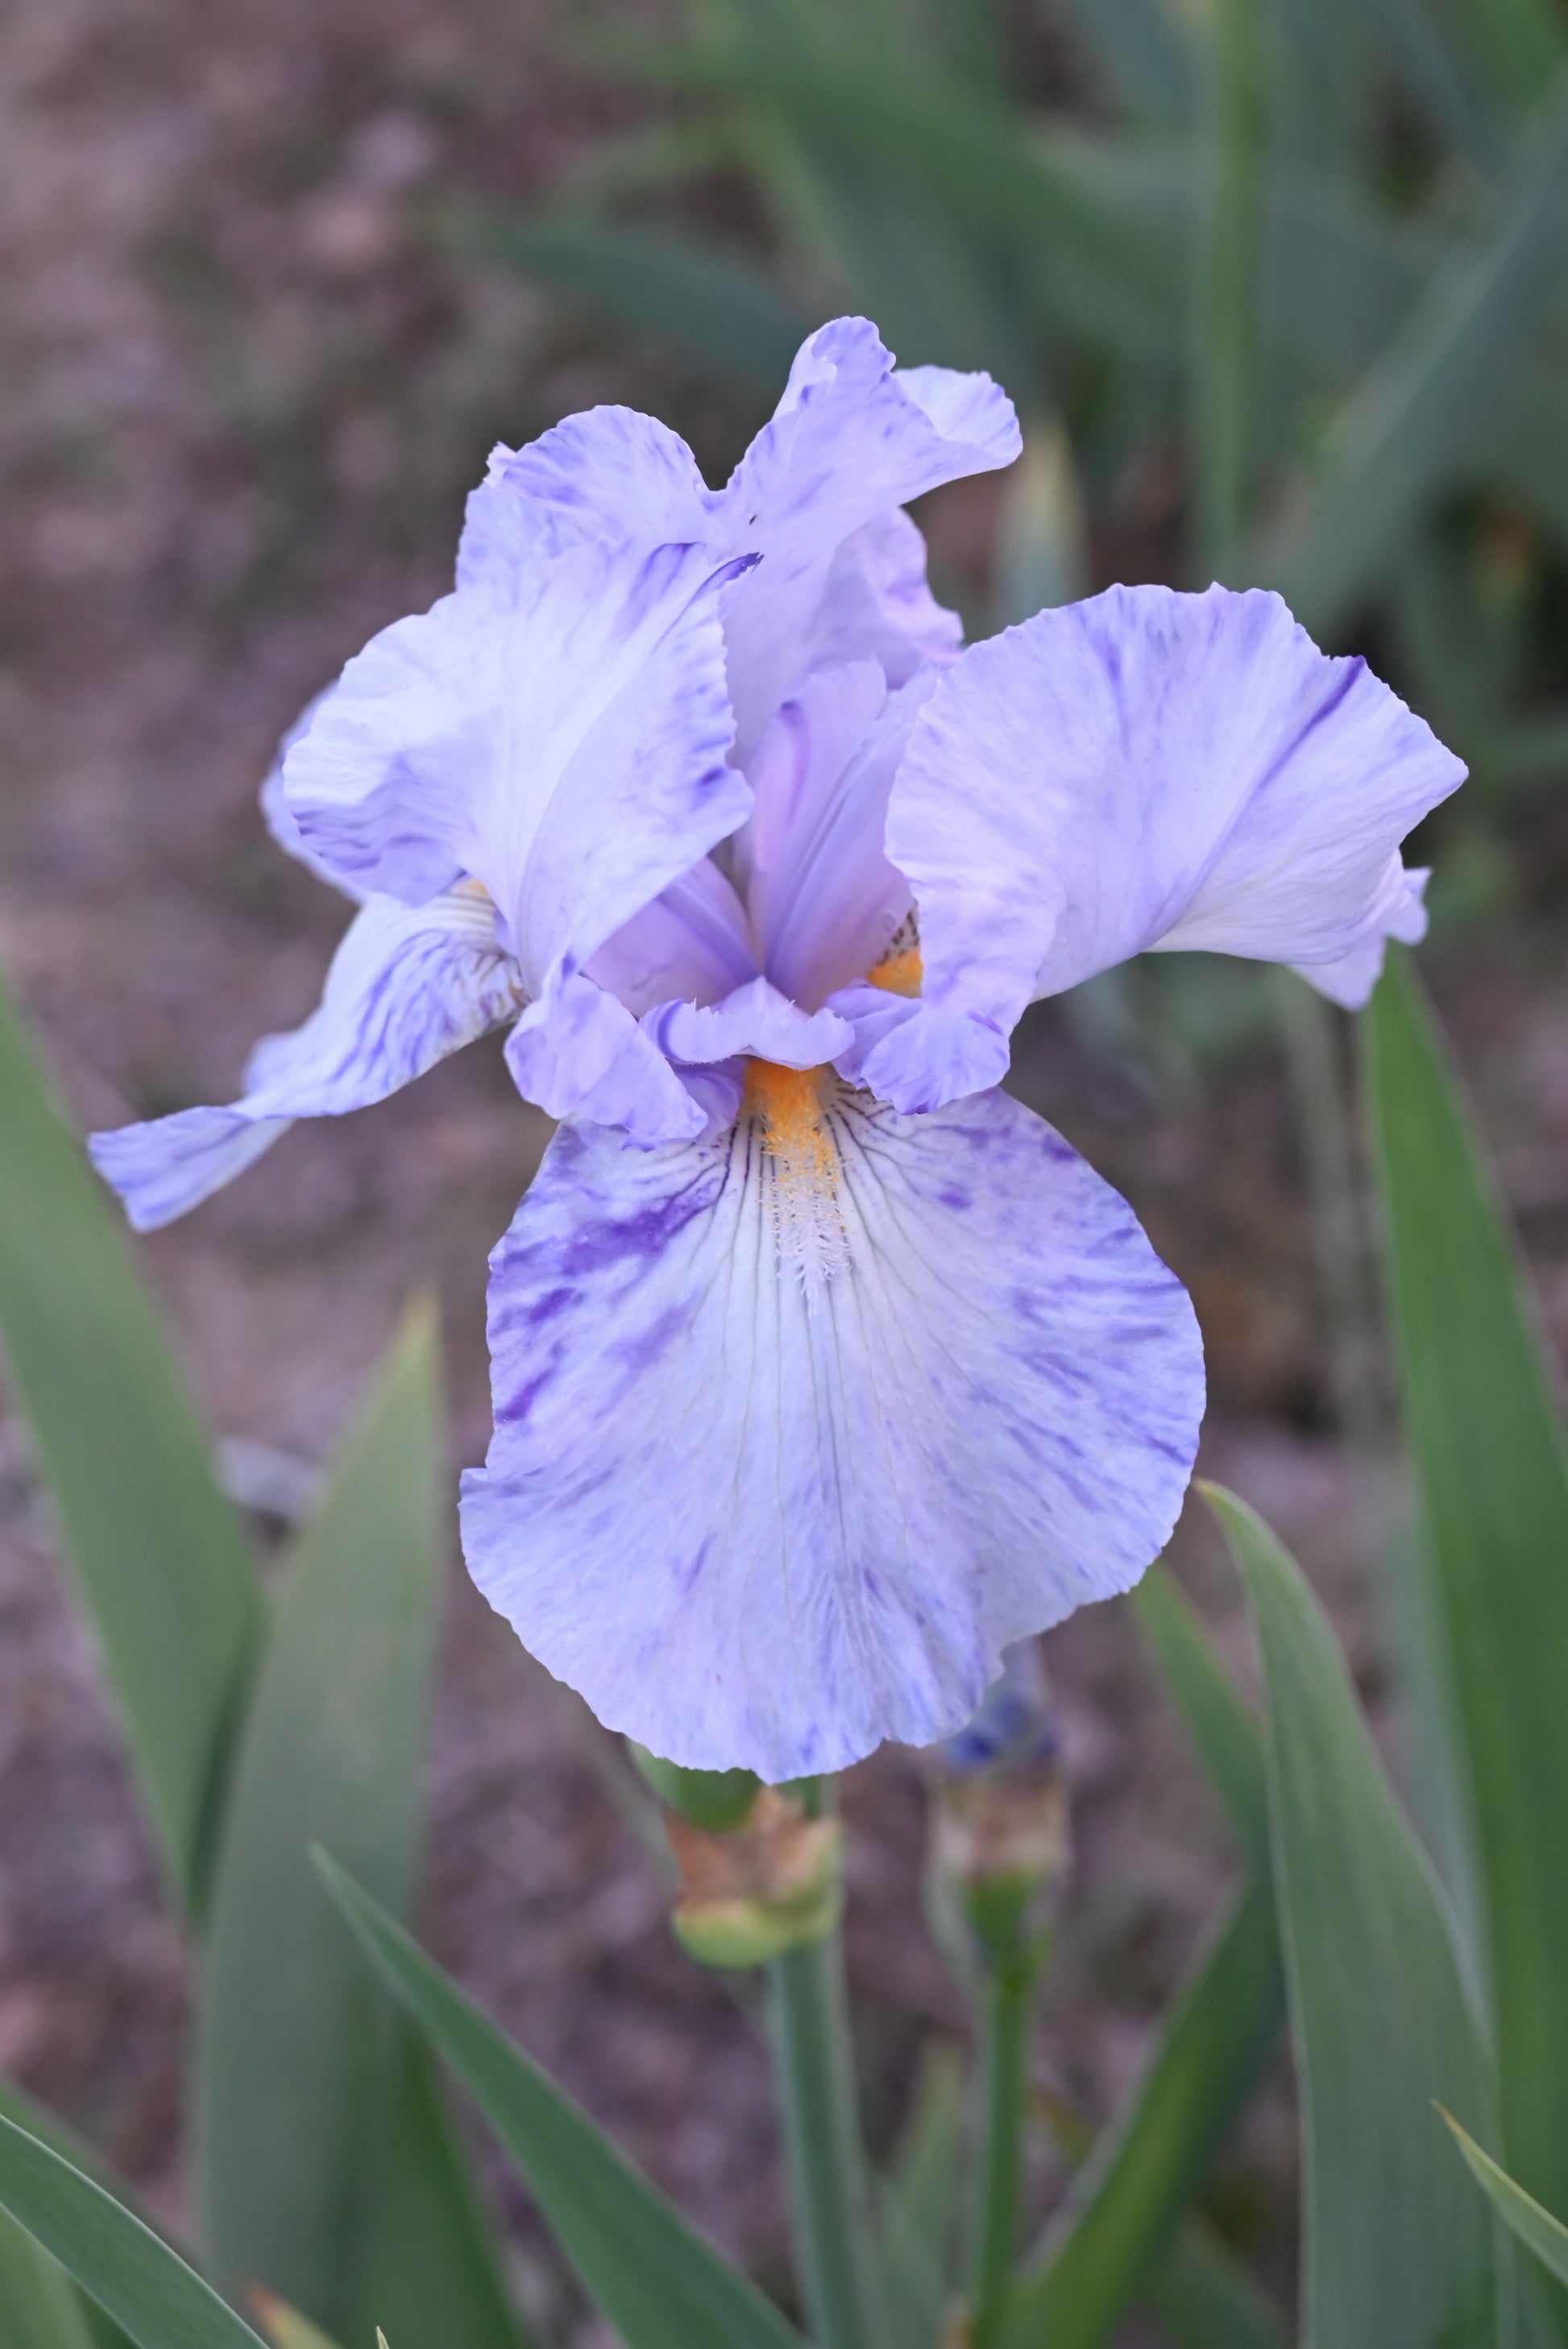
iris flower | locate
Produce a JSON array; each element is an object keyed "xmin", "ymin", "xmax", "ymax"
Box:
[{"xmin": 91, "ymin": 318, "xmax": 1462, "ymax": 1781}]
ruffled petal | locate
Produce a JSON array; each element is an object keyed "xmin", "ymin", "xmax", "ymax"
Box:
[
  {"xmin": 456, "ymin": 408, "xmax": 715, "ymax": 588},
  {"xmin": 719, "ymin": 317, "xmax": 1020, "ymax": 751},
  {"xmin": 504, "ymin": 969, "xmax": 705, "ymax": 1146},
  {"xmin": 643, "ymin": 977, "xmax": 852, "ymax": 1069},
  {"xmin": 796, "ymin": 508, "xmax": 964, "ymax": 689},
  {"xmin": 460, "ymin": 1078, "xmax": 1202, "ymax": 1779},
  {"xmin": 866, "ymin": 584, "xmax": 1465, "ymax": 1112},
  {"xmin": 741, "ymin": 665, "xmax": 932, "ymax": 1009},
  {"xmin": 283, "ymin": 538, "xmax": 753, "ymax": 984},
  {"xmin": 586, "ymin": 857, "xmax": 756, "ymax": 1016},
  {"xmin": 89, "ymin": 888, "xmax": 525, "ymax": 1231},
  {"xmin": 1287, "ymin": 863, "xmax": 1429, "ymax": 1008}
]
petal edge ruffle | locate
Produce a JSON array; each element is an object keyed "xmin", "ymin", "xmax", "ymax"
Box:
[{"xmin": 461, "ymin": 1081, "xmax": 1202, "ymax": 1778}]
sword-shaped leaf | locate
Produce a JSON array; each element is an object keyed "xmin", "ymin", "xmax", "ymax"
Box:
[
  {"xmin": 1207, "ymin": 1483, "xmax": 1500, "ymax": 2349},
  {"xmin": 315, "ymin": 1856, "xmax": 807, "ymax": 2349},
  {"xmin": 1366, "ymin": 948, "xmax": 1568, "ymax": 2323},
  {"xmin": 0, "ymin": 2115, "xmax": 267, "ymax": 2349},
  {"xmin": 0, "ymin": 979, "xmax": 261, "ymax": 1917},
  {"xmin": 195, "ymin": 1306, "xmax": 525, "ymax": 2349}
]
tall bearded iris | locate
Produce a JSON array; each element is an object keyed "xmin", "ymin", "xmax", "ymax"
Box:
[{"xmin": 91, "ymin": 318, "xmax": 1462, "ymax": 1781}]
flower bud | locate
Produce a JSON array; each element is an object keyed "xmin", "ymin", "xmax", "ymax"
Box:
[
  {"xmin": 664, "ymin": 1785, "xmax": 844, "ymax": 1969},
  {"xmin": 927, "ymin": 1641, "xmax": 1068, "ymax": 1981}
]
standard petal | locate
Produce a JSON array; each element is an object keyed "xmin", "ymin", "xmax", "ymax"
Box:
[
  {"xmin": 741, "ymin": 665, "xmax": 933, "ymax": 1009},
  {"xmin": 796, "ymin": 508, "xmax": 964, "ymax": 688},
  {"xmin": 719, "ymin": 317, "xmax": 1019, "ymax": 751},
  {"xmin": 283, "ymin": 537, "xmax": 753, "ymax": 983},
  {"xmin": 89, "ymin": 889, "xmax": 524, "ymax": 1231},
  {"xmin": 586, "ymin": 856, "xmax": 757, "ymax": 1016},
  {"xmin": 455, "ymin": 408, "xmax": 715, "ymax": 589},
  {"xmin": 867, "ymin": 584, "xmax": 1465, "ymax": 1111},
  {"xmin": 460, "ymin": 1079, "xmax": 1202, "ymax": 1779},
  {"xmin": 1288, "ymin": 862, "xmax": 1429, "ymax": 1008}
]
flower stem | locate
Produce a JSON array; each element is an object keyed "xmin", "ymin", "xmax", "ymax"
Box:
[
  {"xmin": 766, "ymin": 1920, "xmax": 884, "ymax": 2349},
  {"xmin": 969, "ymin": 1960, "xmax": 1036, "ymax": 2348}
]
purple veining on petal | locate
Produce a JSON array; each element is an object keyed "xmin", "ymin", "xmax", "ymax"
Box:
[
  {"xmin": 868, "ymin": 582, "xmax": 1465, "ymax": 1114},
  {"xmin": 460, "ymin": 1080, "xmax": 1202, "ymax": 1780},
  {"xmin": 89, "ymin": 887, "xmax": 523, "ymax": 1231}
]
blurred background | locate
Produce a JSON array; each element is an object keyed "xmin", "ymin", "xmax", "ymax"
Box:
[{"xmin": 2, "ymin": 0, "xmax": 1568, "ymax": 2330}]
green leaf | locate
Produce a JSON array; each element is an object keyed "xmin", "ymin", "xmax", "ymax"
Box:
[
  {"xmin": 1129, "ymin": 1563, "xmax": 1268, "ymax": 1876},
  {"xmin": 877, "ymin": 2042, "xmax": 964, "ymax": 2349},
  {"xmin": 468, "ymin": 216, "xmax": 809, "ymax": 389},
  {"xmin": 681, "ymin": 17, "xmax": 1188, "ymax": 367},
  {"xmin": 1002, "ymin": 1879, "xmax": 1283, "ymax": 2349},
  {"xmin": 0, "ymin": 2077, "xmax": 154, "ymax": 2228},
  {"xmin": 0, "ymin": 2077, "xmax": 155, "ymax": 2349},
  {"xmin": 1266, "ymin": 77, "xmax": 1568, "ymax": 634},
  {"xmin": 356, "ymin": 2032, "xmax": 535, "ymax": 2349},
  {"xmin": 315, "ymin": 1854, "xmax": 808, "ymax": 2349},
  {"xmin": 1142, "ymin": 2218, "xmax": 1292, "ymax": 2349},
  {"xmin": 0, "ymin": 2114, "xmax": 268, "ymax": 2349},
  {"xmin": 1032, "ymin": 2094, "xmax": 1288, "ymax": 2349},
  {"xmin": 1205, "ymin": 1482, "xmax": 1500, "ymax": 2349},
  {"xmin": 1188, "ymin": 0, "xmax": 1269, "ymax": 579},
  {"xmin": 1366, "ymin": 950, "xmax": 1568, "ymax": 2289},
  {"xmin": 1443, "ymin": 2110, "xmax": 1568, "ymax": 2291},
  {"xmin": 196, "ymin": 1305, "xmax": 520, "ymax": 2347},
  {"xmin": 0, "ymin": 979, "xmax": 262, "ymax": 1916},
  {"xmin": 0, "ymin": 2206, "xmax": 100, "ymax": 2349},
  {"xmin": 1263, "ymin": 169, "xmax": 1437, "ymax": 384}
]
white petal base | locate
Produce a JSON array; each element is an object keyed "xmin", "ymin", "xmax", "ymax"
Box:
[{"xmin": 462, "ymin": 1077, "xmax": 1203, "ymax": 1779}]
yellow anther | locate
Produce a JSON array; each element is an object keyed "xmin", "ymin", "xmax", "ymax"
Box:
[{"xmin": 865, "ymin": 947, "xmax": 923, "ymax": 997}]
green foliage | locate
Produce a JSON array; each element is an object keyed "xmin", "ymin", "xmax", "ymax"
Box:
[
  {"xmin": 194, "ymin": 1305, "xmax": 521, "ymax": 2347},
  {"xmin": 316, "ymin": 1854, "xmax": 809, "ymax": 2349},
  {"xmin": 1267, "ymin": 78, "xmax": 1568, "ymax": 633},
  {"xmin": 0, "ymin": 2115, "xmax": 268, "ymax": 2349},
  {"xmin": 0, "ymin": 2078, "xmax": 147, "ymax": 2349},
  {"xmin": 471, "ymin": 0, "xmax": 1568, "ymax": 824},
  {"xmin": 0, "ymin": 978, "xmax": 262, "ymax": 1917},
  {"xmin": 1002, "ymin": 1880, "xmax": 1282, "ymax": 2349},
  {"xmin": 1143, "ymin": 2218, "xmax": 1292, "ymax": 2349},
  {"xmin": 1444, "ymin": 2112, "xmax": 1568, "ymax": 2293},
  {"xmin": 465, "ymin": 218, "xmax": 807, "ymax": 388},
  {"xmin": 1130, "ymin": 1562, "xmax": 1269, "ymax": 1876},
  {"xmin": 0, "ymin": 2207, "xmax": 100, "ymax": 2349},
  {"xmin": 877, "ymin": 2044, "xmax": 964, "ymax": 2349},
  {"xmin": 1367, "ymin": 950, "xmax": 1568, "ymax": 2272},
  {"xmin": 1206, "ymin": 1483, "xmax": 1501, "ymax": 2349}
]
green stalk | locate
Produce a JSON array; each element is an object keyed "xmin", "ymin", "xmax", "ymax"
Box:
[
  {"xmin": 969, "ymin": 1962, "xmax": 1036, "ymax": 2347},
  {"xmin": 766, "ymin": 1927, "xmax": 884, "ymax": 2349},
  {"xmin": 1190, "ymin": 0, "xmax": 1268, "ymax": 583}
]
